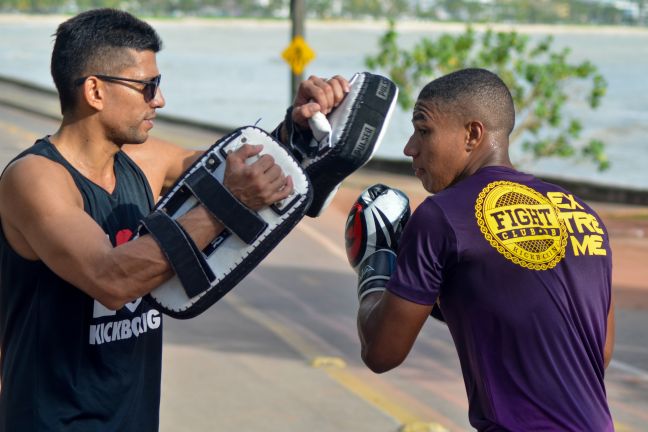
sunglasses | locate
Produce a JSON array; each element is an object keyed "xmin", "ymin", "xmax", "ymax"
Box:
[{"xmin": 75, "ymin": 74, "xmax": 162, "ymax": 102}]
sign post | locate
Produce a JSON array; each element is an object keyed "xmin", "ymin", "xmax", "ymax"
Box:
[{"xmin": 282, "ymin": 0, "xmax": 314, "ymax": 103}]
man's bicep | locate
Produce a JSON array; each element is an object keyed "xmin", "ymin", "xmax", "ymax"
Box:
[
  {"xmin": 143, "ymin": 137, "xmax": 203, "ymax": 187},
  {"xmin": 161, "ymin": 143, "xmax": 203, "ymax": 189},
  {"xmin": 124, "ymin": 137, "xmax": 204, "ymax": 196}
]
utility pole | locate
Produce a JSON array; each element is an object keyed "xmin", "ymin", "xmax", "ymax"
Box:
[
  {"xmin": 290, "ymin": 0, "xmax": 305, "ymax": 103},
  {"xmin": 282, "ymin": 0, "xmax": 314, "ymax": 104}
]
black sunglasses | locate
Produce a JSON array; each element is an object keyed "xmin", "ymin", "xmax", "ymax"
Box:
[{"xmin": 75, "ymin": 74, "xmax": 161, "ymax": 102}]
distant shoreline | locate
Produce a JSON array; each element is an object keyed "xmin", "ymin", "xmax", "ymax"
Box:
[{"xmin": 1, "ymin": 13, "xmax": 647, "ymax": 35}]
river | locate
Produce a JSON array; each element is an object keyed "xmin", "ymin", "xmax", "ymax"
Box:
[{"xmin": 0, "ymin": 15, "xmax": 646, "ymax": 188}]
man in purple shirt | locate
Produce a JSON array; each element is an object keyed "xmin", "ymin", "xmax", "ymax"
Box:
[{"xmin": 346, "ymin": 68, "xmax": 615, "ymax": 431}]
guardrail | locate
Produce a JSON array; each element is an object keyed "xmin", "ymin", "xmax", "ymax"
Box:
[{"xmin": 1, "ymin": 74, "xmax": 647, "ymax": 206}]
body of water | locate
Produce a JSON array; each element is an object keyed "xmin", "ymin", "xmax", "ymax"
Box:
[{"xmin": 0, "ymin": 16, "xmax": 646, "ymax": 189}]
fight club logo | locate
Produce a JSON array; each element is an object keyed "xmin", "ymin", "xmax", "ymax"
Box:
[{"xmin": 475, "ymin": 181, "xmax": 568, "ymax": 270}]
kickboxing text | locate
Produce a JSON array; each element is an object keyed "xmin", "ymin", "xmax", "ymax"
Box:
[{"xmin": 89, "ymin": 309, "xmax": 161, "ymax": 345}]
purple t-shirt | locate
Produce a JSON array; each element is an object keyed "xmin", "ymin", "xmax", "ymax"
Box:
[{"xmin": 387, "ymin": 166, "xmax": 613, "ymax": 431}]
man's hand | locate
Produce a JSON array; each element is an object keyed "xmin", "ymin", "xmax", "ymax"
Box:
[
  {"xmin": 292, "ymin": 75, "xmax": 350, "ymax": 129},
  {"xmin": 273, "ymin": 74, "xmax": 350, "ymax": 148},
  {"xmin": 223, "ymin": 143, "xmax": 293, "ymax": 210}
]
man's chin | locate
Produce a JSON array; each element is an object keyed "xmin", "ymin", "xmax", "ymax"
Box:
[
  {"xmin": 126, "ymin": 132, "xmax": 149, "ymax": 145},
  {"xmin": 422, "ymin": 179, "xmax": 441, "ymax": 194},
  {"xmin": 419, "ymin": 177, "xmax": 433, "ymax": 193},
  {"xmin": 108, "ymin": 127, "xmax": 149, "ymax": 146}
]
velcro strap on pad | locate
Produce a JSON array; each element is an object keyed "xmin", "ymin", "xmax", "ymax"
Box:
[
  {"xmin": 140, "ymin": 210, "xmax": 214, "ymax": 298},
  {"xmin": 185, "ymin": 166, "xmax": 267, "ymax": 244}
]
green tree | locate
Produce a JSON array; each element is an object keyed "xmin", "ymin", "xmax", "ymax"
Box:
[
  {"xmin": 638, "ymin": 0, "xmax": 647, "ymax": 25},
  {"xmin": 366, "ymin": 22, "xmax": 609, "ymax": 171},
  {"xmin": 308, "ymin": 0, "xmax": 334, "ymax": 18}
]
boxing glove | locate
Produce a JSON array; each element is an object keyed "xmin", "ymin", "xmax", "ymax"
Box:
[{"xmin": 344, "ymin": 184, "xmax": 410, "ymax": 301}]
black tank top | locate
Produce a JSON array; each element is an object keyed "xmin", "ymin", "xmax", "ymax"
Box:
[{"xmin": 0, "ymin": 137, "xmax": 162, "ymax": 432}]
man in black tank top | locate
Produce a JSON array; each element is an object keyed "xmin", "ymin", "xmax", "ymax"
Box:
[{"xmin": 0, "ymin": 9, "xmax": 349, "ymax": 432}]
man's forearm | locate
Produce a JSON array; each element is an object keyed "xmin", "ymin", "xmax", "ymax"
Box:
[
  {"xmin": 357, "ymin": 292, "xmax": 385, "ymax": 354},
  {"xmin": 95, "ymin": 205, "xmax": 224, "ymax": 310}
]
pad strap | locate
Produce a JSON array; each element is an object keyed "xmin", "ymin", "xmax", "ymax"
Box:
[
  {"xmin": 185, "ymin": 166, "xmax": 267, "ymax": 244},
  {"xmin": 275, "ymin": 106, "xmax": 315, "ymax": 161},
  {"xmin": 141, "ymin": 210, "xmax": 214, "ymax": 298}
]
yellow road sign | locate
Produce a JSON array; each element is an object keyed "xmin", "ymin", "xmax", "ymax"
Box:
[{"xmin": 282, "ymin": 35, "xmax": 315, "ymax": 75}]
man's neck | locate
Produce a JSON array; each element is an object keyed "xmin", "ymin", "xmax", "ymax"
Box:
[
  {"xmin": 49, "ymin": 119, "xmax": 121, "ymax": 192},
  {"xmin": 469, "ymin": 134, "xmax": 513, "ymax": 172}
]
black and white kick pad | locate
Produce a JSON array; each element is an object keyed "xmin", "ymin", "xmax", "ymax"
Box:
[
  {"xmin": 285, "ymin": 71, "xmax": 398, "ymax": 217},
  {"xmin": 139, "ymin": 126, "xmax": 312, "ymax": 319}
]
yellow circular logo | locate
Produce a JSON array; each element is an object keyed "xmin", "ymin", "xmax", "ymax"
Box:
[{"xmin": 475, "ymin": 181, "xmax": 567, "ymax": 270}]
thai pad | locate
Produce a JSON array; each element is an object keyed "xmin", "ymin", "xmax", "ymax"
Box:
[
  {"xmin": 284, "ymin": 72, "xmax": 398, "ymax": 217},
  {"xmin": 139, "ymin": 126, "xmax": 312, "ymax": 319}
]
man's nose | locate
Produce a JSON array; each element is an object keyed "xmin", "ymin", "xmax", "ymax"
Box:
[
  {"xmin": 403, "ymin": 136, "xmax": 417, "ymax": 157},
  {"xmin": 151, "ymin": 87, "xmax": 165, "ymax": 108}
]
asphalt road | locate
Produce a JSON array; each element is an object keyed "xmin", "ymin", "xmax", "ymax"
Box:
[{"xmin": 1, "ymin": 99, "xmax": 647, "ymax": 431}]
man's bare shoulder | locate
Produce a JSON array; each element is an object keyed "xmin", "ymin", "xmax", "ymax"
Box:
[
  {"xmin": 0, "ymin": 154, "xmax": 82, "ymax": 211},
  {"xmin": 2, "ymin": 153, "xmax": 73, "ymax": 183},
  {"xmin": 0, "ymin": 154, "xmax": 84, "ymax": 259}
]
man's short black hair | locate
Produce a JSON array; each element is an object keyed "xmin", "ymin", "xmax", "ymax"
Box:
[
  {"xmin": 418, "ymin": 68, "xmax": 515, "ymax": 136},
  {"xmin": 51, "ymin": 8, "xmax": 163, "ymax": 114}
]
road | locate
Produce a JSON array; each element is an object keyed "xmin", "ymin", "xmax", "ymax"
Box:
[{"xmin": 1, "ymin": 96, "xmax": 647, "ymax": 431}]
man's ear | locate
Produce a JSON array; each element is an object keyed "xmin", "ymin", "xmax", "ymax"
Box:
[
  {"xmin": 80, "ymin": 77, "xmax": 105, "ymax": 111},
  {"xmin": 465, "ymin": 120, "xmax": 484, "ymax": 152}
]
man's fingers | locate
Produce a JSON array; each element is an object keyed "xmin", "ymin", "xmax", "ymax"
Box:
[
  {"xmin": 221, "ymin": 137, "xmax": 296, "ymax": 210},
  {"xmin": 292, "ymin": 102, "xmax": 322, "ymax": 127},
  {"xmin": 263, "ymin": 163, "xmax": 283, "ymax": 182},
  {"xmin": 228, "ymin": 144, "xmax": 277, "ymax": 177},
  {"xmin": 229, "ymin": 143, "xmax": 263, "ymax": 162},
  {"xmin": 248, "ymin": 153, "xmax": 276, "ymax": 175},
  {"xmin": 269, "ymin": 176, "xmax": 294, "ymax": 202},
  {"xmin": 259, "ymin": 164, "xmax": 292, "ymax": 202},
  {"xmin": 292, "ymin": 75, "xmax": 351, "ymax": 128},
  {"xmin": 310, "ymin": 75, "xmax": 349, "ymax": 112},
  {"xmin": 326, "ymin": 75, "xmax": 350, "ymax": 107},
  {"xmin": 309, "ymin": 76, "xmax": 338, "ymax": 113},
  {"xmin": 329, "ymin": 75, "xmax": 351, "ymax": 92},
  {"xmin": 298, "ymin": 76, "xmax": 339, "ymax": 113}
]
